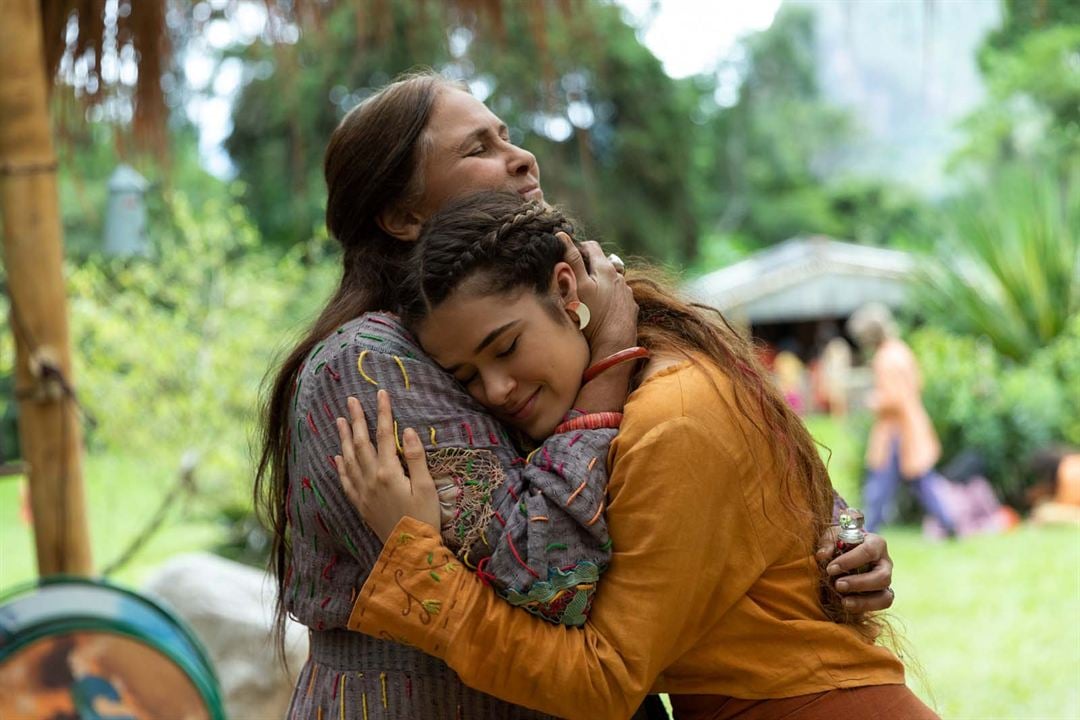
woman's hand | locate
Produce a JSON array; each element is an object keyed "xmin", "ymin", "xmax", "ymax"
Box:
[
  {"xmin": 557, "ymin": 232, "xmax": 637, "ymax": 356},
  {"xmin": 815, "ymin": 529, "xmax": 896, "ymax": 612},
  {"xmin": 335, "ymin": 391, "xmax": 441, "ymax": 544}
]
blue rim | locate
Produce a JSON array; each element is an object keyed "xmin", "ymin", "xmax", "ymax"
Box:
[{"xmin": 0, "ymin": 575, "xmax": 227, "ymax": 720}]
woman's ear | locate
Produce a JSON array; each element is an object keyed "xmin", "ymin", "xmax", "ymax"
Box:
[
  {"xmin": 376, "ymin": 204, "xmax": 425, "ymax": 242},
  {"xmin": 551, "ymin": 261, "xmax": 581, "ymax": 306}
]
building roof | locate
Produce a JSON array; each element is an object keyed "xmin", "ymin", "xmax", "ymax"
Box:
[{"xmin": 684, "ymin": 236, "xmax": 916, "ymax": 324}]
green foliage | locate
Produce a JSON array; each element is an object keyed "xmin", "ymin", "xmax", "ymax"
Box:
[
  {"xmin": 67, "ymin": 189, "xmax": 338, "ymax": 504},
  {"xmin": 690, "ymin": 6, "xmax": 848, "ymax": 246},
  {"xmin": 910, "ymin": 318, "xmax": 1080, "ymax": 504},
  {"xmin": 688, "ymin": 6, "xmax": 940, "ymax": 251},
  {"xmin": 914, "ymin": 164, "xmax": 1080, "ymax": 362},
  {"xmin": 956, "ymin": 7, "xmax": 1080, "ymax": 175}
]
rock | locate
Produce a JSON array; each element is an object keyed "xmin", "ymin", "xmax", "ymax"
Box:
[{"xmin": 143, "ymin": 552, "xmax": 307, "ymax": 720}]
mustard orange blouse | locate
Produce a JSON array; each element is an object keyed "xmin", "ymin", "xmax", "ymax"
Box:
[{"xmin": 348, "ymin": 359, "xmax": 905, "ymax": 719}]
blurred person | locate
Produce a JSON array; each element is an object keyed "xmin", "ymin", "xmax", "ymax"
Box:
[
  {"xmin": 819, "ymin": 335, "xmax": 853, "ymax": 417},
  {"xmin": 922, "ymin": 450, "xmax": 1019, "ymax": 538},
  {"xmin": 333, "ymin": 191, "xmax": 938, "ymax": 720},
  {"xmin": 774, "ymin": 348, "xmax": 807, "ymax": 414},
  {"xmin": 1027, "ymin": 446, "xmax": 1080, "ymax": 524},
  {"xmin": 256, "ymin": 71, "xmax": 899, "ymax": 719},
  {"xmin": 847, "ymin": 303, "xmax": 955, "ymax": 535}
]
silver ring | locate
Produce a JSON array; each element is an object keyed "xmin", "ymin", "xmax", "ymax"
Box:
[{"xmin": 607, "ymin": 253, "xmax": 625, "ymax": 274}]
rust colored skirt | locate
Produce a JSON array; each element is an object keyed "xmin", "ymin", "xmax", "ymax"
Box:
[{"xmin": 671, "ymin": 684, "xmax": 939, "ymax": 720}]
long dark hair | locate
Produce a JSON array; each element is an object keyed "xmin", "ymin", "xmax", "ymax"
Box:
[
  {"xmin": 254, "ymin": 71, "xmax": 457, "ymax": 657},
  {"xmin": 404, "ymin": 191, "xmax": 875, "ymax": 633}
]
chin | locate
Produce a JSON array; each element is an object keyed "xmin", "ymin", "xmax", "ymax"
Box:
[{"xmin": 523, "ymin": 415, "xmax": 560, "ymax": 442}]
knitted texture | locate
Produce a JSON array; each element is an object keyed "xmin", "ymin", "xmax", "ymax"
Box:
[{"xmin": 284, "ymin": 312, "xmax": 615, "ymax": 718}]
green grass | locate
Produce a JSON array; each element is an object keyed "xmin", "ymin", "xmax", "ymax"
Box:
[
  {"xmin": 806, "ymin": 415, "xmax": 1080, "ymax": 719},
  {"xmin": 888, "ymin": 524, "xmax": 1080, "ymax": 719},
  {"xmin": 0, "ymin": 453, "xmax": 225, "ymax": 594},
  {"xmin": 2, "ymin": 432, "xmax": 1079, "ymax": 718}
]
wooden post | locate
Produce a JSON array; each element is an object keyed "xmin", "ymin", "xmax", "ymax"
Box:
[{"xmin": 0, "ymin": 0, "xmax": 92, "ymax": 575}]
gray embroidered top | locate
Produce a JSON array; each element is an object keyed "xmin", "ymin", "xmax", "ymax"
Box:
[{"xmin": 284, "ymin": 312, "xmax": 615, "ymax": 719}]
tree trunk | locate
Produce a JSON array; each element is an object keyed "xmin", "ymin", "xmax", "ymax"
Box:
[{"xmin": 0, "ymin": 0, "xmax": 92, "ymax": 575}]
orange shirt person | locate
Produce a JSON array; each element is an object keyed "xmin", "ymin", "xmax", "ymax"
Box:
[{"xmin": 334, "ymin": 193, "xmax": 936, "ymax": 719}]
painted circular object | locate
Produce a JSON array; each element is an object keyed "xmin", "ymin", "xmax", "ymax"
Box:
[{"xmin": 0, "ymin": 576, "xmax": 225, "ymax": 720}]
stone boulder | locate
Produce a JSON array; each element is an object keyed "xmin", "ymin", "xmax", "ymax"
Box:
[{"xmin": 143, "ymin": 552, "xmax": 307, "ymax": 720}]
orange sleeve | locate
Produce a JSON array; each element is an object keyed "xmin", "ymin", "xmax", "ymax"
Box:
[{"xmin": 348, "ymin": 416, "xmax": 766, "ymax": 720}]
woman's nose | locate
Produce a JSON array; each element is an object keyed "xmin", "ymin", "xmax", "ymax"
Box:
[
  {"xmin": 506, "ymin": 143, "xmax": 537, "ymax": 177},
  {"xmin": 483, "ymin": 371, "xmax": 516, "ymax": 406}
]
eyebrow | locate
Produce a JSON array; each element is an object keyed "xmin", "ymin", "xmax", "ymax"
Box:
[
  {"xmin": 455, "ymin": 123, "xmax": 509, "ymax": 154},
  {"xmin": 445, "ymin": 319, "xmax": 520, "ymax": 372}
]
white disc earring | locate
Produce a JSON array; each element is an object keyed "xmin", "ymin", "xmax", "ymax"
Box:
[{"xmin": 567, "ymin": 301, "xmax": 591, "ymax": 330}]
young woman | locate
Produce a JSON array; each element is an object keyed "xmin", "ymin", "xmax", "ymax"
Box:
[
  {"xmin": 333, "ymin": 192, "xmax": 937, "ymax": 719},
  {"xmin": 256, "ymin": 70, "xmax": 898, "ymax": 719}
]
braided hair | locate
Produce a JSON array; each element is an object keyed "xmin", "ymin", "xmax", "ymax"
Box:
[{"xmin": 401, "ymin": 192, "xmax": 578, "ymax": 325}]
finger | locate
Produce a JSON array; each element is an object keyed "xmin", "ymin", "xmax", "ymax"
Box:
[
  {"xmin": 335, "ymin": 417, "xmax": 358, "ymax": 477},
  {"xmin": 834, "ymin": 560, "xmax": 893, "ymax": 594},
  {"xmin": 402, "ymin": 428, "xmax": 435, "ymax": 495},
  {"xmin": 815, "ymin": 526, "xmax": 840, "ymax": 563},
  {"xmin": 556, "ymin": 232, "xmax": 591, "ymax": 284},
  {"xmin": 827, "ymin": 541, "xmax": 882, "ymax": 577},
  {"xmin": 402, "ymin": 428, "xmax": 441, "ymax": 529},
  {"xmin": 579, "ymin": 241, "xmax": 614, "ymax": 280},
  {"xmin": 840, "ymin": 589, "xmax": 895, "ymax": 613},
  {"xmin": 347, "ymin": 396, "xmax": 376, "ymax": 470},
  {"xmin": 375, "ymin": 389, "xmax": 398, "ymax": 469},
  {"xmin": 334, "ymin": 453, "xmax": 361, "ymax": 507}
]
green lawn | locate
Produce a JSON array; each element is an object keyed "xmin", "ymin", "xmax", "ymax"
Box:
[
  {"xmin": 805, "ymin": 415, "xmax": 1080, "ymax": 719},
  {"xmin": 0, "ymin": 454, "xmax": 224, "ymax": 592},
  {"xmin": 2, "ymin": 432, "xmax": 1078, "ymax": 718}
]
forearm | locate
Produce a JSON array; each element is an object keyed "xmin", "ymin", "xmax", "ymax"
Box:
[
  {"xmin": 348, "ymin": 418, "xmax": 747, "ymax": 719},
  {"xmin": 573, "ymin": 361, "xmax": 635, "ymax": 413},
  {"xmin": 349, "ymin": 518, "xmax": 649, "ymax": 720}
]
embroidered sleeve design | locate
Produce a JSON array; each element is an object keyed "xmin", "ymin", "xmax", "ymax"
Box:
[{"xmin": 426, "ymin": 447, "xmax": 505, "ymax": 553}]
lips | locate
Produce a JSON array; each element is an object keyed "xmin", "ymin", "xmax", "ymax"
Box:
[
  {"xmin": 507, "ymin": 388, "xmax": 540, "ymax": 422},
  {"xmin": 518, "ymin": 184, "xmax": 543, "ymax": 202}
]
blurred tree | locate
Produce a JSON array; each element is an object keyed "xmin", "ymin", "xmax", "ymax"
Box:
[
  {"xmin": 226, "ymin": 0, "xmax": 701, "ymax": 263},
  {"xmin": 915, "ymin": 163, "xmax": 1080, "ymax": 362},
  {"xmin": 954, "ymin": 0, "xmax": 1080, "ymax": 176},
  {"xmin": 695, "ymin": 6, "xmax": 852, "ymax": 249},
  {"xmin": 687, "ymin": 5, "xmax": 938, "ymax": 259}
]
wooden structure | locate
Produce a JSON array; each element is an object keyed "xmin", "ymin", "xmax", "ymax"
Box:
[{"xmin": 0, "ymin": 0, "xmax": 91, "ymax": 575}]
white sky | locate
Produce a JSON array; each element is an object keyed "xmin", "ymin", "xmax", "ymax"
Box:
[
  {"xmin": 191, "ymin": 0, "xmax": 781, "ymax": 176},
  {"xmin": 615, "ymin": 0, "xmax": 781, "ymax": 77}
]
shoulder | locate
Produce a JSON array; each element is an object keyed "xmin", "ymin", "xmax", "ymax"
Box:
[
  {"xmin": 626, "ymin": 356, "xmax": 734, "ymax": 420},
  {"xmin": 618, "ymin": 356, "xmax": 739, "ymax": 453},
  {"xmin": 303, "ymin": 312, "xmax": 437, "ymax": 373},
  {"xmin": 325, "ymin": 312, "xmax": 421, "ymax": 357}
]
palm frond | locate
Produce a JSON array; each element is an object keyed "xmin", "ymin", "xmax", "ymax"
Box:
[{"xmin": 915, "ymin": 163, "xmax": 1080, "ymax": 362}]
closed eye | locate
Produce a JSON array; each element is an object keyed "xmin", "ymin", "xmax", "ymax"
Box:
[{"xmin": 496, "ymin": 338, "xmax": 518, "ymax": 358}]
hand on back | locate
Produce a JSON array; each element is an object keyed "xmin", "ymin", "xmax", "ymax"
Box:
[{"xmin": 335, "ymin": 392, "xmax": 441, "ymax": 543}]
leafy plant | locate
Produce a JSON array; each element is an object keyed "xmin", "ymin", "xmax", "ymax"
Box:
[
  {"xmin": 915, "ymin": 164, "xmax": 1079, "ymax": 362},
  {"xmin": 67, "ymin": 188, "xmax": 339, "ymax": 505},
  {"xmin": 910, "ymin": 319, "xmax": 1079, "ymax": 504}
]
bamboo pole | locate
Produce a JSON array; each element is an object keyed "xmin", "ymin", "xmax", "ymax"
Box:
[{"xmin": 0, "ymin": 0, "xmax": 92, "ymax": 576}]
